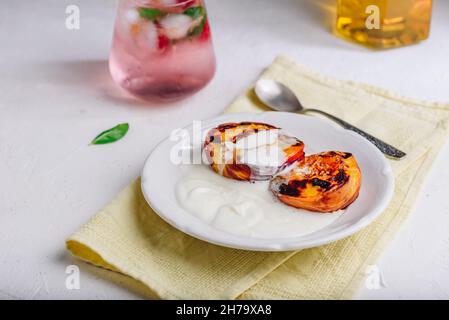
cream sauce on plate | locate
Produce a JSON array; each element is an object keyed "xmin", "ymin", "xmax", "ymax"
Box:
[{"xmin": 176, "ymin": 165, "xmax": 344, "ymax": 239}]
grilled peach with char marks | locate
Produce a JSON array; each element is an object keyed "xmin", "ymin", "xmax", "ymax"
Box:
[
  {"xmin": 270, "ymin": 151, "xmax": 361, "ymax": 212},
  {"xmin": 204, "ymin": 122, "xmax": 305, "ymax": 181}
]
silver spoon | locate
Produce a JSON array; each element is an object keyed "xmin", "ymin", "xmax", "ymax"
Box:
[{"xmin": 254, "ymin": 79, "xmax": 406, "ymax": 159}]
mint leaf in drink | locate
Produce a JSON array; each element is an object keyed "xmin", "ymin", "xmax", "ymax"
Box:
[
  {"xmin": 183, "ymin": 6, "xmax": 205, "ymax": 20},
  {"xmin": 188, "ymin": 17, "xmax": 206, "ymax": 36},
  {"xmin": 139, "ymin": 8, "xmax": 164, "ymax": 21},
  {"xmin": 90, "ymin": 123, "xmax": 129, "ymax": 145},
  {"xmin": 184, "ymin": 6, "xmax": 206, "ymax": 37}
]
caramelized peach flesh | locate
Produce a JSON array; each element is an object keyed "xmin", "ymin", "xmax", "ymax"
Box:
[{"xmin": 270, "ymin": 151, "xmax": 361, "ymax": 212}]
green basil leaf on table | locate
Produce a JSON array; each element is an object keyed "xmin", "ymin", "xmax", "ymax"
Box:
[{"xmin": 90, "ymin": 123, "xmax": 129, "ymax": 145}]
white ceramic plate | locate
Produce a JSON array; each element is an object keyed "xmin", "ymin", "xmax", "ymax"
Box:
[{"xmin": 141, "ymin": 112, "xmax": 394, "ymax": 251}]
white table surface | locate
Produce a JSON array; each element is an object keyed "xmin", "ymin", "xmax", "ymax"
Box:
[{"xmin": 1, "ymin": 0, "xmax": 449, "ymax": 300}]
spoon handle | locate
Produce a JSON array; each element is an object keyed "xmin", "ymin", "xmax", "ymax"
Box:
[{"xmin": 304, "ymin": 108, "xmax": 406, "ymax": 159}]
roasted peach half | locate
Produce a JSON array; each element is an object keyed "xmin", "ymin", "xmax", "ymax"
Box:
[
  {"xmin": 270, "ymin": 151, "xmax": 361, "ymax": 212},
  {"xmin": 203, "ymin": 122, "xmax": 305, "ymax": 181}
]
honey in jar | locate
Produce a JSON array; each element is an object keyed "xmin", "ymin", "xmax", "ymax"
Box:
[{"xmin": 336, "ymin": 0, "xmax": 433, "ymax": 49}]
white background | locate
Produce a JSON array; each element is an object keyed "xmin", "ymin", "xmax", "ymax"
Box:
[{"xmin": 1, "ymin": 0, "xmax": 449, "ymax": 299}]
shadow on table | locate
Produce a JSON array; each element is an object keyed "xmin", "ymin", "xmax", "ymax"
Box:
[{"xmin": 33, "ymin": 60, "xmax": 183, "ymax": 110}]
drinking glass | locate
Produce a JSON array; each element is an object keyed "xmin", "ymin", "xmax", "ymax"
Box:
[{"xmin": 109, "ymin": 0, "xmax": 216, "ymax": 101}]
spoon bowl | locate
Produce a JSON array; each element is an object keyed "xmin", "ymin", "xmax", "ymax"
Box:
[{"xmin": 255, "ymin": 79, "xmax": 303, "ymax": 113}]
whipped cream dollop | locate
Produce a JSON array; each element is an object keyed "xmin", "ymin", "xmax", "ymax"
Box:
[
  {"xmin": 235, "ymin": 129, "xmax": 283, "ymax": 168},
  {"xmin": 219, "ymin": 129, "xmax": 294, "ymax": 178}
]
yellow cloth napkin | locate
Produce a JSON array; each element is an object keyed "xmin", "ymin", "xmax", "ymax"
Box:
[{"xmin": 67, "ymin": 56, "xmax": 449, "ymax": 299}]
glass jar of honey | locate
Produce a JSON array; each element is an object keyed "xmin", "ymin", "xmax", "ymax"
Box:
[{"xmin": 336, "ymin": 0, "xmax": 433, "ymax": 49}]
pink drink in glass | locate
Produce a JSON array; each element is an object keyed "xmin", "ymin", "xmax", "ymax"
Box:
[{"xmin": 109, "ymin": 0, "xmax": 216, "ymax": 102}]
